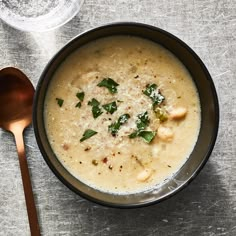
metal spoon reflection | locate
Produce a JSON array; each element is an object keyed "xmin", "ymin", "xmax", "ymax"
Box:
[{"xmin": 0, "ymin": 67, "xmax": 40, "ymax": 235}]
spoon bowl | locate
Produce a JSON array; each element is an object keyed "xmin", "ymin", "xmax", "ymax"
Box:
[
  {"xmin": 0, "ymin": 67, "xmax": 40, "ymax": 235},
  {"xmin": 0, "ymin": 67, "xmax": 34, "ymax": 130}
]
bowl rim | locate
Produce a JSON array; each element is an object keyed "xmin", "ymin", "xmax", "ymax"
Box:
[{"xmin": 33, "ymin": 21, "xmax": 219, "ymax": 208}]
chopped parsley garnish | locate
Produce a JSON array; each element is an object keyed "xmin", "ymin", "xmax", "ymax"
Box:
[
  {"xmin": 56, "ymin": 98, "xmax": 64, "ymax": 107},
  {"xmin": 92, "ymin": 106, "xmax": 103, "ymax": 118},
  {"xmin": 129, "ymin": 130, "xmax": 156, "ymax": 143},
  {"xmin": 129, "ymin": 111, "xmax": 156, "ymax": 143},
  {"xmin": 75, "ymin": 102, "xmax": 81, "ymax": 108},
  {"xmin": 88, "ymin": 98, "xmax": 100, "ymax": 106},
  {"xmin": 137, "ymin": 130, "xmax": 156, "ymax": 143},
  {"xmin": 97, "ymin": 78, "xmax": 119, "ymax": 94},
  {"xmin": 76, "ymin": 91, "xmax": 85, "ymax": 102},
  {"xmin": 75, "ymin": 91, "xmax": 84, "ymax": 109},
  {"xmin": 80, "ymin": 129, "xmax": 98, "ymax": 142},
  {"xmin": 129, "ymin": 131, "xmax": 139, "ymax": 139},
  {"xmin": 108, "ymin": 114, "xmax": 130, "ymax": 136},
  {"xmin": 143, "ymin": 83, "xmax": 165, "ymax": 108},
  {"xmin": 118, "ymin": 114, "xmax": 130, "ymax": 125},
  {"xmin": 136, "ymin": 111, "xmax": 150, "ymax": 130},
  {"xmin": 102, "ymin": 101, "xmax": 117, "ymax": 114},
  {"xmin": 88, "ymin": 98, "xmax": 103, "ymax": 118}
]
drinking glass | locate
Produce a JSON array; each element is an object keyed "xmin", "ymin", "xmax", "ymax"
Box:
[{"xmin": 0, "ymin": 0, "xmax": 84, "ymax": 32}]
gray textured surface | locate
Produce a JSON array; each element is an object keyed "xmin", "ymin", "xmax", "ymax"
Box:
[{"xmin": 0, "ymin": 0, "xmax": 235, "ymax": 235}]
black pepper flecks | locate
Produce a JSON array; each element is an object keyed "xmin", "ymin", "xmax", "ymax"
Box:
[{"xmin": 84, "ymin": 146, "xmax": 91, "ymax": 151}]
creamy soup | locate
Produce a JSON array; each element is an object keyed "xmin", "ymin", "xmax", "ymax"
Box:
[{"xmin": 44, "ymin": 36, "xmax": 201, "ymax": 194}]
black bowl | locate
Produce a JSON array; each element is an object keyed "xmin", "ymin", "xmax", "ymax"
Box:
[{"xmin": 33, "ymin": 22, "xmax": 219, "ymax": 208}]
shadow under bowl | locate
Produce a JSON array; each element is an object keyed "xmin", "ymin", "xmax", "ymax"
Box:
[{"xmin": 33, "ymin": 22, "xmax": 219, "ymax": 208}]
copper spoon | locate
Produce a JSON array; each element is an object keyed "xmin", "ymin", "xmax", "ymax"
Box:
[{"xmin": 0, "ymin": 67, "xmax": 40, "ymax": 235}]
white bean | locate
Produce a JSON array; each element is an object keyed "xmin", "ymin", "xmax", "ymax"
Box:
[
  {"xmin": 169, "ymin": 107, "xmax": 187, "ymax": 120},
  {"xmin": 137, "ymin": 168, "xmax": 152, "ymax": 182},
  {"xmin": 157, "ymin": 126, "xmax": 174, "ymax": 141}
]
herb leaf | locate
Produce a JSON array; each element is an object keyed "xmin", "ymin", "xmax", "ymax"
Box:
[
  {"xmin": 102, "ymin": 101, "xmax": 117, "ymax": 114},
  {"xmin": 97, "ymin": 78, "xmax": 119, "ymax": 94},
  {"xmin": 108, "ymin": 114, "xmax": 130, "ymax": 136},
  {"xmin": 118, "ymin": 114, "xmax": 130, "ymax": 124},
  {"xmin": 129, "ymin": 131, "xmax": 138, "ymax": 139},
  {"xmin": 138, "ymin": 131, "xmax": 156, "ymax": 143},
  {"xmin": 136, "ymin": 111, "xmax": 150, "ymax": 130},
  {"xmin": 56, "ymin": 98, "xmax": 64, "ymax": 107},
  {"xmin": 88, "ymin": 98, "xmax": 100, "ymax": 106},
  {"xmin": 76, "ymin": 92, "xmax": 85, "ymax": 102},
  {"xmin": 108, "ymin": 122, "xmax": 120, "ymax": 136},
  {"xmin": 92, "ymin": 106, "xmax": 103, "ymax": 118},
  {"xmin": 75, "ymin": 102, "xmax": 81, "ymax": 108},
  {"xmin": 129, "ymin": 111, "xmax": 156, "ymax": 143},
  {"xmin": 80, "ymin": 129, "xmax": 98, "ymax": 142},
  {"xmin": 129, "ymin": 130, "xmax": 156, "ymax": 143},
  {"xmin": 88, "ymin": 98, "xmax": 103, "ymax": 118},
  {"xmin": 143, "ymin": 83, "xmax": 165, "ymax": 107}
]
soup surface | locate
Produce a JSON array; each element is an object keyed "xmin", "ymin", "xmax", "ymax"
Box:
[{"xmin": 44, "ymin": 36, "xmax": 200, "ymax": 194}]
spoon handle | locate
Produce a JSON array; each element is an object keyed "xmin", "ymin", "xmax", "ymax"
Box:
[{"xmin": 13, "ymin": 128, "xmax": 40, "ymax": 236}]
